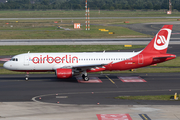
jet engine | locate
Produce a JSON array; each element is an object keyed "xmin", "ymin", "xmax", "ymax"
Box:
[{"xmin": 56, "ymin": 68, "xmax": 74, "ymax": 79}]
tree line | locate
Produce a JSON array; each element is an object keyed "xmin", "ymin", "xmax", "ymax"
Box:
[{"xmin": 0, "ymin": 0, "xmax": 180, "ymax": 11}]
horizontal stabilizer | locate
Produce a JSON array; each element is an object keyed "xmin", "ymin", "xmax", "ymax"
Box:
[{"xmin": 153, "ymin": 56, "xmax": 175, "ymax": 59}]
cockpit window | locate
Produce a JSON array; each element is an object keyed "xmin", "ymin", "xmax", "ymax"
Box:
[{"xmin": 10, "ymin": 58, "xmax": 18, "ymax": 61}]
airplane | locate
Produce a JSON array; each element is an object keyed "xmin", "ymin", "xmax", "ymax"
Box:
[{"xmin": 3, "ymin": 25, "xmax": 176, "ymax": 81}]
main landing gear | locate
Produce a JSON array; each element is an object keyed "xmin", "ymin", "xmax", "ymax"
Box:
[
  {"xmin": 25, "ymin": 72, "xmax": 29, "ymax": 81},
  {"xmin": 82, "ymin": 72, "xmax": 89, "ymax": 81}
]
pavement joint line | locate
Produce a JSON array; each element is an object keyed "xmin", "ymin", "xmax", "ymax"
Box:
[
  {"xmin": 139, "ymin": 114, "xmax": 151, "ymax": 120},
  {"xmin": 174, "ymin": 114, "xmax": 180, "ymax": 120},
  {"xmin": 105, "ymin": 75, "xmax": 115, "ymax": 84},
  {"xmin": 142, "ymin": 114, "xmax": 148, "ymax": 120}
]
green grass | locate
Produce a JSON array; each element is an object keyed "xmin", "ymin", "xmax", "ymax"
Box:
[
  {"xmin": 0, "ymin": 45, "xmax": 145, "ymax": 55},
  {"xmin": 0, "ymin": 69, "xmax": 54, "ymax": 74},
  {"xmin": 153, "ymin": 57, "xmax": 180, "ymax": 67},
  {"xmin": 1, "ymin": 18, "xmax": 178, "ymax": 25},
  {"xmin": 115, "ymin": 95, "xmax": 179, "ymax": 101},
  {"xmin": 0, "ymin": 10, "xmax": 180, "ymax": 18},
  {"xmin": 0, "ymin": 25, "xmax": 150, "ymax": 39},
  {"xmin": 0, "ymin": 26, "xmax": 64, "ymax": 31}
]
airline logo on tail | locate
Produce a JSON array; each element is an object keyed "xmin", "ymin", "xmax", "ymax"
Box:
[{"xmin": 154, "ymin": 28, "xmax": 171, "ymax": 50}]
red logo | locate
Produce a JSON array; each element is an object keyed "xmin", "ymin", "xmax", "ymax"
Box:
[
  {"xmin": 154, "ymin": 28, "xmax": 171, "ymax": 50},
  {"xmin": 31, "ymin": 55, "xmax": 78, "ymax": 64},
  {"xmin": 155, "ymin": 30, "xmax": 168, "ymax": 46}
]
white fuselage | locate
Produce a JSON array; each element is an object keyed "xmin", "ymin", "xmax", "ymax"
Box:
[{"xmin": 3, "ymin": 51, "xmax": 141, "ymax": 71}]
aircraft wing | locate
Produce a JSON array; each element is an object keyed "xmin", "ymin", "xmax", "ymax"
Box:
[{"xmin": 62, "ymin": 63, "xmax": 107, "ymax": 70}]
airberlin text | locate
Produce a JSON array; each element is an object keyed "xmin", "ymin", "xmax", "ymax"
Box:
[{"xmin": 31, "ymin": 55, "xmax": 78, "ymax": 64}]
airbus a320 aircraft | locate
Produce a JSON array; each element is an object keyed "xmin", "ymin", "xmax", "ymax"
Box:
[{"xmin": 3, "ymin": 25, "xmax": 176, "ymax": 81}]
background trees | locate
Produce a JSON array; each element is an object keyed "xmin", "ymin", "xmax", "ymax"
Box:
[{"xmin": 0, "ymin": 0, "xmax": 179, "ymax": 11}]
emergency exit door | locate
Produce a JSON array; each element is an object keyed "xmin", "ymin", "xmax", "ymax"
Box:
[{"xmin": 138, "ymin": 54, "xmax": 143, "ymax": 64}]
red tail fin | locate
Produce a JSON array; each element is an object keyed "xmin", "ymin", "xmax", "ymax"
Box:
[{"xmin": 142, "ymin": 25, "xmax": 173, "ymax": 54}]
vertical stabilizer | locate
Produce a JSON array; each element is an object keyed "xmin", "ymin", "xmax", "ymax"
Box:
[{"xmin": 142, "ymin": 25, "xmax": 173, "ymax": 54}]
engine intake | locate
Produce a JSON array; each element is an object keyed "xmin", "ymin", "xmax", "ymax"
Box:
[{"xmin": 56, "ymin": 68, "xmax": 73, "ymax": 79}]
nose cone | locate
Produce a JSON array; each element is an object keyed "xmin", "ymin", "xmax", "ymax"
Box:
[{"xmin": 3, "ymin": 62, "xmax": 12, "ymax": 70}]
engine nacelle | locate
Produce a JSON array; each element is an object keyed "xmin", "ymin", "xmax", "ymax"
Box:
[{"xmin": 56, "ymin": 68, "xmax": 73, "ymax": 79}]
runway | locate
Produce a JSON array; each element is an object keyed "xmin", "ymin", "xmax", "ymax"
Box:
[{"xmin": 0, "ymin": 73, "xmax": 180, "ymax": 105}]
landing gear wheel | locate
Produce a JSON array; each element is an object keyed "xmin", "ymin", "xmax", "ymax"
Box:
[
  {"xmin": 25, "ymin": 77, "xmax": 29, "ymax": 81},
  {"xmin": 82, "ymin": 74, "xmax": 89, "ymax": 81},
  {"xmin": 25, "ymin": 72, "xmax": 29, "ymax": 81},
  {"xmin": 84, "ymin": 76, "xmax": 89, "ymax": 81}
]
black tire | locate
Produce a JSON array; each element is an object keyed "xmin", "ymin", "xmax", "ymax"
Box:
[{"xmin": 84, "ymin": 76, "xmax": 89, "ymax": 81}]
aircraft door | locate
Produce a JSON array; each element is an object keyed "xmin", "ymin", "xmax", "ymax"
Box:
[
  {"xmin": 24, "ymin": 55, "xmax": 29, "ymax": 66},
  {"xmin": 138, "ymin": 54, "xmax": 143, "ymax": 64}
]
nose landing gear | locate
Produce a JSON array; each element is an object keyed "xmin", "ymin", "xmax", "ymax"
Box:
[{"xmin": 25, "ymin": 72, "xmax": 29, "ymax": 81}]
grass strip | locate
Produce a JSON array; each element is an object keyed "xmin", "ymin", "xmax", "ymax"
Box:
[
  {"xmin": 0, "ymin": 45, "xmax": 145, "ymax": 55},
  {"xmin": 1, "ymin": 67, "xmax": 180, "ymax": 75},
  {"xmin": 1, "ymin": 18, "xmax": 178, "ymax": 25},
  {"xmin": 0, "ymin": 10, "xmax": 180, "ymax": 18},
  {"xmin": 115, "ymin": 95, "xmax": 179, "ymax": 101},
  {"xmin": 0, "ymin": 69, "xmax": 53, "ymax": 74},
  {"xmin": 153, "ymin": 57, "xmax": 180, "ymax": 67},
  {"xmin": 0, "ymin": 25, "xmax": 150, "ymax": 39}
]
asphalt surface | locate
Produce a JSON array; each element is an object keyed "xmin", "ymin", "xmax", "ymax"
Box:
[
  {"xmin": 116, "ymin": 23, "xmax": 180, "ymax": 37},
  {"xmin": 0, "ymin": 73, "xmax": 180, "ymax": 105}
]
